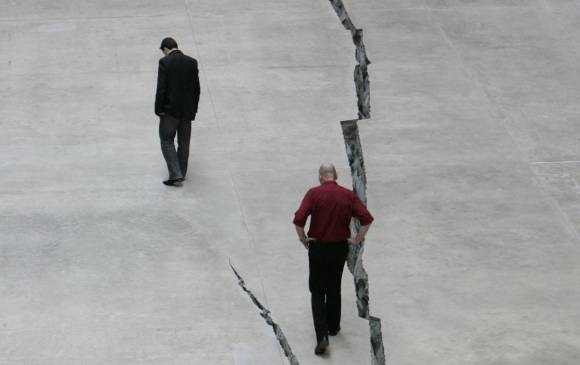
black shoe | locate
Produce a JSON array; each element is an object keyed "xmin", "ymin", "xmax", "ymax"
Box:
[
  {"xmin": 314, "ymin": 336, "xmax": 329, "ymax": 355},
  {"xmin": 329, "ymin": 326, "xmax": 341, "ymax": 336},
  {"xmin": 163, "ymin": 178, "xmax": 183, "ymax": 187}
]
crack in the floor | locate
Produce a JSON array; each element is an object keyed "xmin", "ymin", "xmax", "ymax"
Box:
[
  {"xmin": 341, "ymin": 119, "xmax": 370, "ymax": 318},
  {"xmin": 229, "ymin": 262, "xmax": 300, "ymax": 365},
  {"xmin": 341, "ymin": 120, "xmax": 386, "ymax": 365},
  {"xmin": 228, "ymin": 2, "xmax": 383, "ymax": 363},
  {"xmin": 329, "ymin": 1, "xmax": 386, "ymax": 364},
  {"xmin": 329, "ymin": 0, "xmax": 371, "ymax": 119}
]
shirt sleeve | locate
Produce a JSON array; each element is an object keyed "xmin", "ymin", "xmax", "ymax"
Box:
[
  {"xmin": 155, "ymin": 60, "xmax": 167, "ymax": 116},
  {"xmin": 293, "ymin": 190, "xmax": 313, "ymax": 227},
  {"xmin": 352, "ymin": 194, "xmax": 374, "ymax": 226},
  {"xmin": 192, "ymin": 61, "xmax": 200, "ymax": 113}
]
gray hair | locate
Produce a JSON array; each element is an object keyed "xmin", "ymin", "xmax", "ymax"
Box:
[{"xmin": 319, "ymin": 163, "xmax": 337, "ymax": 180}]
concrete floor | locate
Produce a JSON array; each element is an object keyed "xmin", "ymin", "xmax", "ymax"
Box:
[{"xmin": 1, "ymin": 0, "xmax": 580, "ymax": 364}]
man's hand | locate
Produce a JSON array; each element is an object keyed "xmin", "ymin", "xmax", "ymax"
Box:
[
  {"xmin": 295, "ymin": 225, "xmax": 312, "ymax": 250},
  {"xmin": 301, "ymin": 237, "xmax": 315, "ymax": 250},
  {"xmin": 348, "ymin": 223, "xmax": 372, "ymax": 245}
]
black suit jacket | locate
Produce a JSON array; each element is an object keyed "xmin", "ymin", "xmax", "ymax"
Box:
[{"xmin": 155, "ymin": 50, "xmax": 200, "ymax": 120}]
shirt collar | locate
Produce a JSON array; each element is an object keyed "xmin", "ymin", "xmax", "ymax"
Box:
[{"xmin": 322, "ymin": 180, "xmax": 337, "ymax": 185}]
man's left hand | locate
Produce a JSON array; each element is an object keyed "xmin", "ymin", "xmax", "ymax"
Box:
[{"xmin": 301, "ymin": 237, "xmax": 315, "ymax": 250}]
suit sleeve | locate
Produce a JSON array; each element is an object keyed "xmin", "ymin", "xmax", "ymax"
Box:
[
  {"xmin": 192, "ymin": 61, "xmax": 200, "ymax": 115},
  {"xmin": 293, "ymin": 190, "xmax": 313, "ymax": 227},
  {"xmin": 155, "ymin": 60, "xmax": 167, "ymax": 116},
  {"xmin": 352, "ymin": 194, "xmax": 374, "ymax": 226}
]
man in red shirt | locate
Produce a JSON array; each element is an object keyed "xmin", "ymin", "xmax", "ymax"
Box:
[{"xmin": 293, "ymin": 164, "xmax": 373, "ymax": 355}]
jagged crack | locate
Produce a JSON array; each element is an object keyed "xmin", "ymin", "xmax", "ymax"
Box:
[
  {"xmin": 330, "ymin": 0, "xmax": 386, "ymax": 362},
  {"xmin": 329, "ymin": 0, "xmax": 356, "ymax": 31},
  {"xmin": 329, "ymin": 0, "xmax": 371, "ymax": 119},
  {"xmin": 353, "ymin": 29, "xmax": 371, "ymax": 67},
  {"xmin": 341, "ymin": 119, "xmax": 368, "ymax": 203},
  {"xmin": 229, "ymin": 262, "xmax": 300, "ymax": 365},
  {"xmin": 355, "ymin": 64, "xmax": 371, "ymax": 119},
  {"xmin": 341, "ymin": 120, "xmax": 386, "ymax": 365},
  {"xmin": 341, "ymin": 119, "xmax": 370, "ymax": 318},
  {"xmin": 370, "ymin": 316, "xmax": 386, "ymax": 365}
]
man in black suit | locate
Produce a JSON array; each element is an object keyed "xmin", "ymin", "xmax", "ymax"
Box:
[{"xmin": 155, "ymin": 37, "xmax": 201, "ymax": 187}]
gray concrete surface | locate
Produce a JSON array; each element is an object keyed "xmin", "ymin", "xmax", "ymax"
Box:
[{"xmin": 1, "ymin": 0, "xmax": 580, "ymax": 364}]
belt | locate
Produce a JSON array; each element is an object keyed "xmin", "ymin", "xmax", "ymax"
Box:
[{"xmin": 311, "ymin": 239, "xmax": 347, "ymax": 245}]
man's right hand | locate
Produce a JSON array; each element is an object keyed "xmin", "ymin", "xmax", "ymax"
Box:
[{"xmin": 348, "ymin": 224, "xmax": 372, "ymax": 246}]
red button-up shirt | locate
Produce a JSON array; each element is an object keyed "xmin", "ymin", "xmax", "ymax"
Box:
[{"xmin": 293, "ymin": 181, "xmax": 374, "ymax": 242}]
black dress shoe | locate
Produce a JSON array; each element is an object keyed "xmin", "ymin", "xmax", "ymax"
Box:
[
  {"xmin": 314, "ymin": 336, "xmax": 329, "ymax": 355},
  {"xmin": 329, "ymin": 327, "xmax": 341, "ymax": 336},
  {"xmin": 163, "ymin": 178, "xmax": 183, "ymax": 187}
]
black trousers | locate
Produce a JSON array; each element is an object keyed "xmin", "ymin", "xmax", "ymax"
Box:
[
  {"xmin": 308, "ymin": 240, "xmax": 348, "ymax": 341},
  {"xmin": 159, "ymin": 114, "xmax": 191, "ymax": 180}
]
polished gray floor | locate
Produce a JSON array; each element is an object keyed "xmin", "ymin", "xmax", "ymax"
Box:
[{"xmin": 1, "ymin": 0, "xmax": 580, "ymax": 364}]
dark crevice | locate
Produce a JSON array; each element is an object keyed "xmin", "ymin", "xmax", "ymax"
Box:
[
  {"xmin": 341, "ymin": 119, "xmax": 371, "ymax": 319},
  {"xmin": 228, "ymin": 2, "xmax": 383, "ymax": 363},
  {"xmin": 329, "ymin": 0, "xmax": 371, "ymax": 119},
  {"xmin": 229, "ymin": 262, "xmax": 300, "ymax": 365},
  {"xmin": 330, "ymin": 0, "xmax": 386, "ymax": 363},
  {"xmin": 342, "ymin": 120, "xmax": 386, "ymax": 365},
  {"xmin": 370, "ymin": 316, "xmax": 387, "ymax": 365}
]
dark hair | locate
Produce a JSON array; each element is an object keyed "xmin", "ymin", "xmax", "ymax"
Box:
[{"xmin": 160, "ymin": 37, "xmax": 178, "ymax": 50}]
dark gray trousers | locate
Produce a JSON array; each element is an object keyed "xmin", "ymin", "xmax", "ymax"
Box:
[
  {"xmin": 309, "ymin": 240, "xmax": 348, "ymax": 342},
  {"xmin": 159, "ymin": 114, "xmax": 191, "ymax": 180}
]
